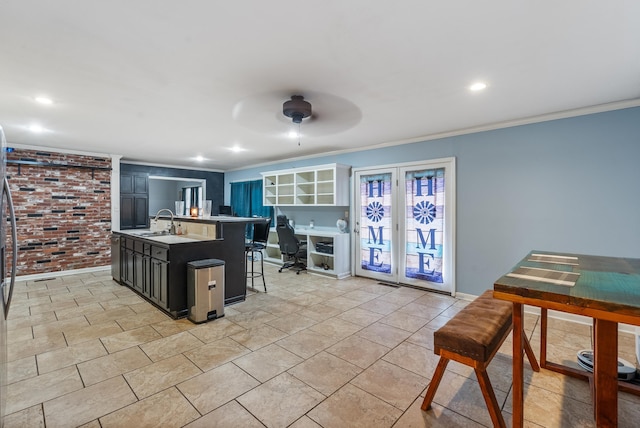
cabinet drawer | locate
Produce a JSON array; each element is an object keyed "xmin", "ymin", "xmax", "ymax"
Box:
[
  {"xmin": 122, "ymin": 237, "xmax": 133, "ymax": 249},
  {"xmin": 134, "ymin": 240, "xmax": 144, "ymax": 253},
  {"xmin": 151, "ymin": 247, "xmax": 168, "ymax": 261},
  {"xmin": 143, "ymin": 243, "xmax": 151, "ymax": 255}
]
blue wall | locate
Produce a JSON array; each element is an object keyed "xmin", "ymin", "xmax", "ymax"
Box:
[{"xmin": 225, "ymin": 107, "xmax": 640, "ymax": 296}]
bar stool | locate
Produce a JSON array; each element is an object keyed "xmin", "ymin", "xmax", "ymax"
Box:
[{"xmin": 245, "ymin": 218, "xmax": 271, "ymax": 292}]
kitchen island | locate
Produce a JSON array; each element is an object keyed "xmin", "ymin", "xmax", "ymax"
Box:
[{"xmin": 112, "ymin": 215, "xmax": 266, "ymax": 318}]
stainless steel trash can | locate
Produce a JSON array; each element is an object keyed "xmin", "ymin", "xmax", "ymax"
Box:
[{"xmin": 187, "ymin": 259, "xmax": 225, "ymax": 323}]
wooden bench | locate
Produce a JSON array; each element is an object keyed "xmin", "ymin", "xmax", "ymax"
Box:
[{"xmin": 421, "ymin": 290, "xmax": 540, "ymax": 428}]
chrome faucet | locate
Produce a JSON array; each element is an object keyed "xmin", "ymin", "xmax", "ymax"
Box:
[{"xmin": 154, "ymin": 209, "xmax": 176, "ymax": 234}]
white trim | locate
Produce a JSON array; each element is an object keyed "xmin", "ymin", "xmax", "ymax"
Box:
[{"xmin": 17, "ymin": 265, "xmax": 110, "ymax": 282}]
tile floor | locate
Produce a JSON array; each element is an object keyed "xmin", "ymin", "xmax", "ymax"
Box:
[{"xmin": 4, "ymin": 264, "xmax": 640, "ymax": 427}]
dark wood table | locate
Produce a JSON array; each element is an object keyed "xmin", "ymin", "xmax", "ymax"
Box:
[{"xmin": 494, "ymin": 251, "xmax": 640, "ymax": 428}]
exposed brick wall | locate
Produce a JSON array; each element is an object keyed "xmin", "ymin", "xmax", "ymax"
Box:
[{"xmin": 6, "ymin": 149, "xmax": 112, "ymax": 276}]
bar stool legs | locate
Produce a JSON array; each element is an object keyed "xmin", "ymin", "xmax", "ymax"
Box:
[{"xmin": 246, "ymin": 246, "xmax": 267, "ymax": 292}]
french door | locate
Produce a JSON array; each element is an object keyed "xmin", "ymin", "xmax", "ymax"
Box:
[{"xmin": 353, "ymin": 158, "xmax": 455, "ymax": 294}]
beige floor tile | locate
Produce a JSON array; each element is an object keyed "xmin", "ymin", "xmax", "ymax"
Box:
[
  {"xmin": 308, "ymin": 383, "xmax": 402, "ymax": 428},
  {"xmin": 288, "ymin": 351, "xmax": 361, "ymax": 396},
  {"xmin": 296, "ymin": 303, "xmax": 344, "ymax": 321},
  {"xmin": 261, "ymin": 300, "xmax": 306, "ymax": 317},
  {"xmin": 322, "ymin": 296, "xmax": 362, "ymax": 311},
  {"xmin": 77, "ymin": 346, "xmax": 152, "ymax": 386},
  {"xmin": 336, "ymin": 307, "xmax": 384, "ymax": 327},
  {"xmin": 124, "ymin": 354, "xmax": 202, "ymax": 399},
  {"xmin": 227, "ymin": 309, "xmax": 278, "ymax": 329},
  {"xmin": 6, "ymin": 311, "xmax": 57, "ymax": 331},
  {"xmin": 286, "ymin": 293, "xmax": 326, "ymax": 307},
  {"xmin": 7, "ymin": 326, "xmax": 33, "ymax": 344},
  {"xmin": 63, "ymin": 321, "xmax": 123, "ymax": 346},
  {"xmin": 183, "ymin": 400, "xmax": 264, "ymax": 428},
  {"xmin": 6, "ymin": 366, "xmax": 83, "ymax": 415},
  {"xmin": 99, "ymin": 387, "xmax": 199, "ymax": 428},
  {"xmin": 183, "ymin": 337, "xmax": 251, "ymax": 371},
  {"xmin": 42, "ymin": 376, "xmax": 137, "ymax": 428},
  {"xmin": 37, "ymin": 339, "xmax": 108, "ymax": 374},
  {"xmin": 77, "ymin": 420, "xmax": 101, "ymax": 428},
  {"xmin": 3, "ymin": 404, "xmax": 45, "ymax": 428},
  {"xmin": 413, "ymin": 293, "xmax": 456, "ymax": 310},
  {"xmin": 6, "ymin": 356, "xmax": 38, "ymax": 385},
  {"xmin": 326, "ymin": 335, "xmax": 390, "ymax": 369},
  {"xmin": 289, "ymin": 415, "xmax": 323, "ymax": 428},
  {"xmin": 356, "ymin": 321, "xmax": 412, "ymax": 348},
  {"xmin": 266, "ymin": 312, "xmax": 318, "ymax": 334},
  {"xmin": 54, "ymin": 302, "xmax": 105, "ymax": 321},
  {"xmin": 350, "ymin": 359, "xmax": 427, "ymax": 410},
  {"xmin": 28, "ymin": 300, "xmax": 78, "ymax": 315},
  {"xmin": 114, "ymin": 310, "xmax": 171, "ymax": 330},
  {"xmin": 229, "ymin": 323, "xmax": 289, "ymax": 350},
  {"xmin": 32, "ymin": 315, "xmax": 90, "ymax": 338},
  {"xmin": 234, "ymin": 342, "xmax": 304, "ymax": 382},
  {"xmin": 188, "ymin": 318, "xmax": 246, "ymax": 343},
  {"xmin": 99, "ymin": 325, "xmax": 162, "ymax": 353},
  {"xmin": 308, "ymin": 317, "xmax": 363, "ymax": 340},
  {"xmin": 406, "ymin": 324, "xmax": 436, "ymax": 350},
  {"xmin": 84, "ymin": 306, "xmax": 136, "ymax": 325},
  {"xmin": 7, "ymin": 331, "xmax": 67, "ymax": 362},
  {"xmin": 357, "ymin": 298, "xmax": 402, "ymax": 315},
  {"xmin": 382, "ymin": 341, "xmax": 440, "ymax": 378},
  {"xmin": 178, "ymin": 362, "xmax": 259, "ymax": 414},
  {"xmin": 139, "ymin": 330, "xmax": 204, "ymax": 361},
  {"xmin": 237, "ymin": 373, "xmax": 325, "ymax": 428},
  {"xmin": 276, "ymin": 329, "xmax": 340, "ymax": 359},
  {"xmin": 151, "ymin": 317, "xmax": 197, "ymax": 337},
  {"xmin": 74, "ymin": 292, "xmax": 118, "ymax": 306},
  {"xmin": 380, "ymin": 310, "xmax": 430, "ymax": 332},
  {"xmin": 429, "ymin": 369, "xmax": 508, "ymax": 428},
  {"xmin": 504, "ymin": 381, "xmax": 596, "ymax": 427},
  {"xmin": 397, "ymin": 397, "xmax": 485, "ymax": 427}
]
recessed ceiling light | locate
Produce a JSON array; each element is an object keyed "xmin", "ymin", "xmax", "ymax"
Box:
[
  {"xmin": 288, "ymin": 130, "xmax": 298, "ymax": 139},
  {"xmin": 469, "ymin": 82, "xmax": 488, "ymax": 92},
  {"xmin": 29, "ymin": 124, "xmax": 44, "ymax": 133},
  {"xmin": 35, "ymin": 96, "xmax": 53, "ymax": 105},
  {"xmin": 229, "ymin": 146, "xmax": 246, "ymax": 153}
]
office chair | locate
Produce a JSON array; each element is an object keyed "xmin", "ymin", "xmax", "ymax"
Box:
[
  {"xmin": 245, "ymin": 218, "xmax": 271, "ymax": 292},
  {"xmin": 276, "ymin": 221, "xmax": 307, "ymax": 274}
]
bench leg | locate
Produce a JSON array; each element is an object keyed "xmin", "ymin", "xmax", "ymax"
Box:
[
  {"xmin": 421, "ymin": 357, "xmax": 449, "ymax": 411},
  {"xmin": 475, "ymin": 368, "xmax": 507, "ymax": 428}
]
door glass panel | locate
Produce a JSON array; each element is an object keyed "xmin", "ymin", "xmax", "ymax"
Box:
[
  {"xmin": 404, "ymin": 168, "xmax": 445, "ymax": 284},
  {"xmin": 358, "ymin": 173, "xmax": 393, "ymax": 274}
]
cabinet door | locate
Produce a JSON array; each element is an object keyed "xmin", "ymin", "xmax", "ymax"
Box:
[
  {"xmin": 133, "ymin": 252, "xmax": 144, "ymax": 293},
  {"xmin": 141, "ymin": 255, "xmax": 151, "ymax": 297},
  {"xmin": 123, "ymin": 249, "xmax": 134, "ymax": 286},
  {"xmin": 133, "ymin": 196, "xmax": 149, "ymax": 228},
  {"xmin": 134, "ymin": 175, "xmax": 148, "ymax": 193},
  {"xmin": 120, "ymin": 195, "xmax": 135, "ymax": 229},
  {"xmin": 150, "ymin": 258, "xmax": 169, "ymax": 309}
]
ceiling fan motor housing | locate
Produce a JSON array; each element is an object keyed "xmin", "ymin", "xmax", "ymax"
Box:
[{"xmin": 283, "ymin": 95, "xmax": 312, "ymax": 123}]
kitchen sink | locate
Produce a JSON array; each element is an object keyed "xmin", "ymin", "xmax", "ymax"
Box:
[{"xmin": 133, "ymin": 230, "xmax": 171, "ymax": 237}]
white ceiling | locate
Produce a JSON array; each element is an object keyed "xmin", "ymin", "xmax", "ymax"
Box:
[{"xmin": 1, "ymin": 1, "xmax": 639, "ymax": 171}]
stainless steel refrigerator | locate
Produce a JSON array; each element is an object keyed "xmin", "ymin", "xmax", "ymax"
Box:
[{"xmin": 0, "ymin": 125, "xmax": 17, "ymax": 426}]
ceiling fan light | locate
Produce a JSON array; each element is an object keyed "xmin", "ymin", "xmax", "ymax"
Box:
[{"xmin": 283, "ymin": 95, "xmax": 312, "ymax": 123}]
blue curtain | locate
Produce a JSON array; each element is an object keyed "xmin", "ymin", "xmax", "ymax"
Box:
[{"xmin": 230, "ymin": 179, "xmax": 273, "ymax": 237}]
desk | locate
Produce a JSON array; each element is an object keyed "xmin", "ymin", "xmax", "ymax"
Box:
[{"xmin": 494, "ymin": 251, "xmax": 640, "ymax": 427}]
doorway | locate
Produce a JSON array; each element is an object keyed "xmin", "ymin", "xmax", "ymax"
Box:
[{"xmin": 353, "ymin": 158, "xmax": 456, "ymax": 294}]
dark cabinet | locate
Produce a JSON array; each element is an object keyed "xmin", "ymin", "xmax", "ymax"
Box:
[
  {"xmin": 120, "ymin": 173, "xmax": 149, "ymax": 229},
  {"xmin": 150, "ymin": 258, "xmax": 169, "ymax": 309}
]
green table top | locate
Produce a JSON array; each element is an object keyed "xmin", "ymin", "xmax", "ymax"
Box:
[{"xmin": 494, "ymin": 250, "xmax": 640, "ymax": 319}]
